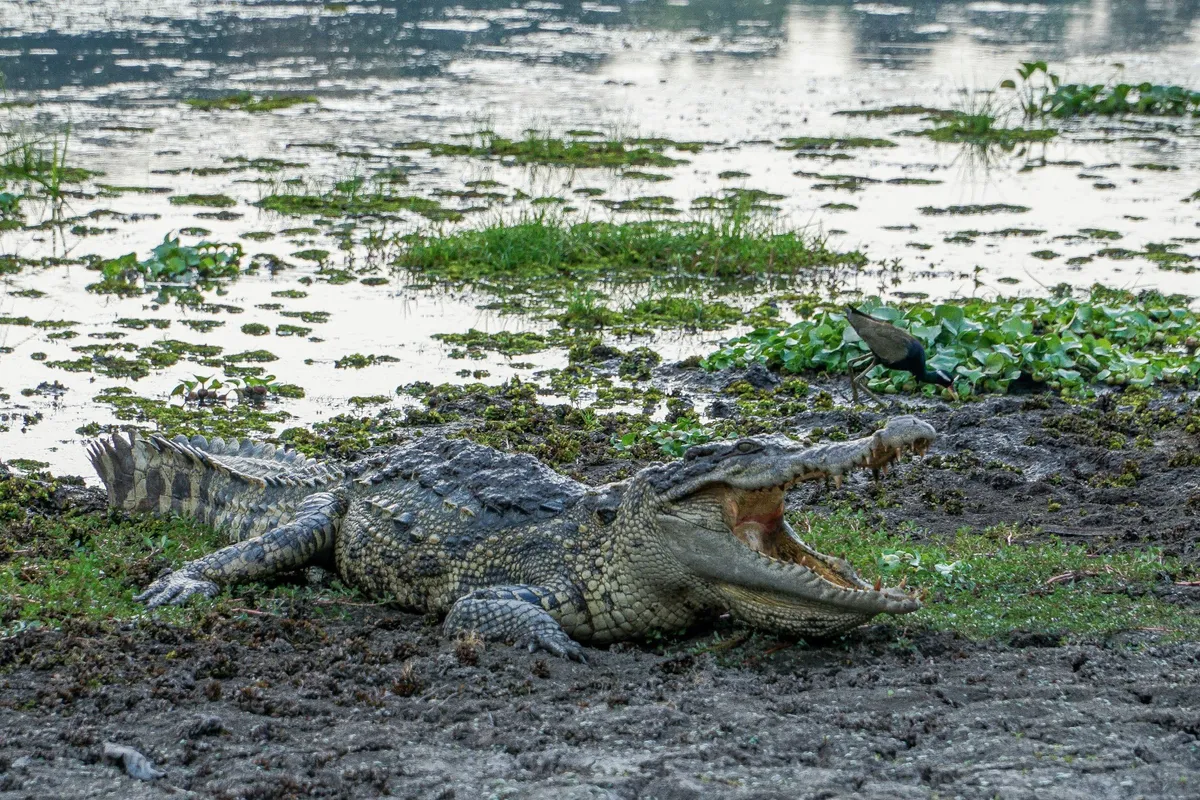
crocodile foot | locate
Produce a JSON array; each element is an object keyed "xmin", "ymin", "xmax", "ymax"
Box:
[
  {"xmin": 522, "ymin": 628, "xmax": 588, "ymax": 663},
  {"xmin": 134, "ymin": 569, "xmax": 219, "ymax": 608}
]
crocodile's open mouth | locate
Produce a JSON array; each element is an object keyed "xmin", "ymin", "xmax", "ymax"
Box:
[{"xmin": 715, "ymin": 483, "xmax": 866, "ymax": 591}]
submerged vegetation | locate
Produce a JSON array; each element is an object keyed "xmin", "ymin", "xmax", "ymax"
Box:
[
  {"xmin": 704, "ymin": 285, "xmax": 1200, "ymax": 397},
  {"xmin": 184, "ymin": 92, "xmax": 318, "ymax": 112},
  {"xmin": 920, "ymin": 112, "xmax": 1056, "ymax": 147},
  {"xmin": 395, "ymin": 130, "xmax": 696, "ymax": 169},
  {"xmin": 257, "ymin": 176, "xmax": 458, "ymax": 221}
]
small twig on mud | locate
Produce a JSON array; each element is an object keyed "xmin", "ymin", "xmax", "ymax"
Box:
[
  {"xmin": 227, "ymin": 606, "xmax": 282, "ymax": 617},
  {"xmin": 418, "ymin": 681, "xmax": 459, "ymax": 702},
  {"xmin": 1045, "ymin": 567, "xmax": 1113, "ymax": 585},
  {"xmin": 1135, "ymin": 626, "xmax": 1180, "ymax": 633},
  {"xmin": 743, "ymin": 641, "xmax": 797, "ymax": 665},
  {"xmin": 697, "ymin": 631, "xmax": 750, "ymax": 654},
  {"xmin": 312, "ymin": 598, "xmax": 393, "ymax": 608},
  {"xmin": 1175, "ymin": 580, "xmax": 1200, "ymax": 587}
]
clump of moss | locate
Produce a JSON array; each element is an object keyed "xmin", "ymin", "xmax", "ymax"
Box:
[
  {"xmin": 334, "ymin": 353, "xmax": 400, "ymax": 369},
  {"xmin": 169, "ymin": 194, "xmax": 237, "ymax": 208},
  {"xmin": 257, "ymin": 190, "xmax": 453, "ymax": 221},
  {"xmin": 919, "ymin": 113, "xmax": 1056, "ymax": 146},
  {"xmin": 432, "ymin": 329, "xmax": 550, "ymax": 358}
]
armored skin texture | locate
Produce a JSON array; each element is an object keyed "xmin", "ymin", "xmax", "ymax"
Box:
[{"xmin": 88, "ymin": 416, "xmax": 936, "ymax": 661}]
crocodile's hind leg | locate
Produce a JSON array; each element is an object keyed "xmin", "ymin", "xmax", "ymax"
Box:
[
  {"xmin": 135, "ymin": 490, "xmax": 347, "ymax": 608},
  {"xmin": 444, "ymin": 585, "xmax": 589, "ymax": 663}
]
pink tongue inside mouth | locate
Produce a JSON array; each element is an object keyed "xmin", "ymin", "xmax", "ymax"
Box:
[{"xmin": 734, "ymin": 521, "xmax": 770, "ymax": 552}]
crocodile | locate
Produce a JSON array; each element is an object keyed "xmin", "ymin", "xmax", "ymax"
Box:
[{"xmin": 87, "ymin": 416, "xmax": 936, "ymax": 661}]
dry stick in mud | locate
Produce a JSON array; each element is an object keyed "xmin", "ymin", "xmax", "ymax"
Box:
[{"xmin": 88, "ymin": 417, "xmax": 935, "ymax": 661}]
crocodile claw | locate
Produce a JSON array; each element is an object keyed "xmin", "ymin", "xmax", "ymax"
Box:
[
  {"xmin": 134, "ymin": 569, "xmax": 219, "ymax": 608},
  {"xmin": 523, "ymin": 630, "xmax": 588, "ymax": 664}
]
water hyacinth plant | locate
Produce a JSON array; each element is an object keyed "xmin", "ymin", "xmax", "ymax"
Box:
[
  {"xmin": 93, "ymin": 234, "xmax": 244, "ymax": 292},
  {"xmin": 1004, "ymin": 61, "xmax": 1200, "ymax": 119},
  {"xmin": 703, "ymin": 286, "xmax": 1200, "ymax": 397}
]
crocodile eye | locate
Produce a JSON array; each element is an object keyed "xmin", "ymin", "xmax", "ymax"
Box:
[{"xmin": 735, "ymin": 441, "xmax": 759, "ymax": 454}]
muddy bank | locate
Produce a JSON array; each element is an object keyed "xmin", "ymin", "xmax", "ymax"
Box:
[{"xmin": 1, "ymin": 611, "xmax": 1198, "ymax": 799}]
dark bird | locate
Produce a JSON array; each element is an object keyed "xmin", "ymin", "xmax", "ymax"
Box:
[{"xmin": 845, "ymin": 305, "xmax": 956, "ymax": 403}]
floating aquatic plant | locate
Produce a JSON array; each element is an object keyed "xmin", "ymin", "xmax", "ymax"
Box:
[
  {"xmin": 703, "ymin": 286, "xmax": 1200, "ymax": 397},
  {"xmin": 1004, "ymin": 62, "xmax": 1200, "ymax": 119},
  {"xmin": 93, "ymin": 234, "xmax": 243, "ymax": 293}
]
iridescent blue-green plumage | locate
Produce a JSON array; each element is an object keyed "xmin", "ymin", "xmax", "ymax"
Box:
[{"xmin": 845, "ymin": 305, "xmax": 953, "ymax": 388}]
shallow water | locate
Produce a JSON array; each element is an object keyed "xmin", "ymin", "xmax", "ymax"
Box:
[{"xmin": 1, "ymin": 0, "xmax": 1198, "ymax": 475}]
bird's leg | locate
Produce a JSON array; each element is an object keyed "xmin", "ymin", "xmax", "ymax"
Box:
[
  {"xmin": 859, "ymin": 382, "xmax": 886, "ymax": 409},
  {"xmin": 851, "ymin": 358, "xmax": 882, "ymax": 407}
]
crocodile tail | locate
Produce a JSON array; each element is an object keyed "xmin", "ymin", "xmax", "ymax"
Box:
[{"xmin": 87, "ymin": 432, "xmax": 344, "ymax": 539}]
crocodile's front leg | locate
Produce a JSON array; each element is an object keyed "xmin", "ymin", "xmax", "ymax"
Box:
[
  {"xmin": 135, "ymin": 490, "xmax": 346, "ymax": 607},
  {"xmin": 444, "ymin": 585, "xmax": 589, "ymax": 662}
]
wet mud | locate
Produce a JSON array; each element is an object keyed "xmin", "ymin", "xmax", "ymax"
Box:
[{"xmin": 1, "ymin": 593, "xmax": 1197, "ymax": 799}]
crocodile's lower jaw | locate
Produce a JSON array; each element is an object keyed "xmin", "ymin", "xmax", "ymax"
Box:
[{"xmin": 717, "ymin": 583, "xmax": 874, "ymax": 638}]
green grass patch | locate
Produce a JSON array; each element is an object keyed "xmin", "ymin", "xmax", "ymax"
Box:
[
  {"xmin": 622, "ymin": 170, "xmax": 672, "ymax": 182},
  {"xmin": 703, "ymin": 284, "xmax": 1200, "ymax": 397},
  {"xmin": 597, "ymin": 195, "xmax": 678, "ymax": 213},
  {"xmin": 184, "ymin": 92, "xmax": 318, "ymax": 112},
  {"xmin": 395, "ymin": 214, "xmax": 865, "ymax": 288},
  {"xmin": 799, "ymin": 508, "xmax": 1198, "ymax": 639},
  {"xmin": 96, "ymin": 183, "xmax": 171, "ymax": 195},
  {"xmin": 334, "ymin": 353, "xmax": 400, "ymax": 369},
  {"xmin": 1, "ymin": 126, "xmax": 95, "ymax": 200},
  {"xmin": 557, "ymin": 293, "xmax": 749, "ymax": 332},
  {"xmin": 834, "ymin": 105, "xmax": 953, "ymax": 118},
  {"xmin": 0, "ymin": 486, "xmax": 226, "ymax": 633}
]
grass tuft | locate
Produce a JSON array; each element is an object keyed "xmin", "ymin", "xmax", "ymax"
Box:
[{"xmin": 395, "ymin": 211, "xmax": 864, "ymax": 287}]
